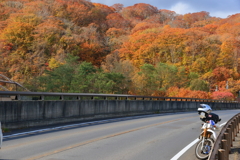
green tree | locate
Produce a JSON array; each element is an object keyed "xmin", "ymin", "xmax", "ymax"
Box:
[
  {"xmin": 136, "ymin": 63, "xmax": 158, "ymax": 95},
  {"xmin": 70, "ymin": 61, "xmax": 97, "ymax": 93},
  {"xmin": 93, "ymin": 72, "xmax": 125, "ymax": 94},
  {"xmin": 38, "ymin": 55, "xmax": 77, "ymax": 92},
  {"xmin": 132, "ymin": 63, "xmax": 181, "ymax": 96},
  {"xmin": 71, "ymin": 61, "xmax": 126, "ymax": 94},
  {"xmin": 155, "ymin": 63, "xmax": 178, "ymax": 90},
  {"xmin": 190, "ymin": 79, "xmax": 209, "ymax": 91}
]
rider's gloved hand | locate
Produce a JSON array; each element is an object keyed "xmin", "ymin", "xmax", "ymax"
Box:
[{"xmin": 214, "ymin": 124, "xmax": 220, "ymax": 130}]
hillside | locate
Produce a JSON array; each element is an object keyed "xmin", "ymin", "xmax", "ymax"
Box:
[{"xmin": 0, "ymin": 0, "xmax": 240, "ymax": 99}]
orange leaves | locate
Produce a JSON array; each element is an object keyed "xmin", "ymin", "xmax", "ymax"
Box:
[
  {"xmin": 35, "ymin": 18, "xmax": 64, "ymax": 35},
  {"xmin": 202, "ymin": 24, "xmax": 218, "ymax": 34},
  {"xmin": 106, "ymin": 28, "xmax": 127, "ymax": 38},
  {"xmin": 106, "ymin": 13, "xmax": 131, "ymax": 29},
  {"xmin": 119, "ymin": 29, "xmax": 160, "ymax": 66},
  {"xmin": 159, "ymin": 9, "xmax": 177, "ymax": 24},
  {"xmin": 22, "ymin": 1, "xmax": 48, "ymax": 16},
  {"xmin": 187, "ymin": 90, "xmax": 210, "ymax": 99},
  {"xmin": 79, "ymin": 42, "xmax": 106, "ymax": 67},
  {"xmin": 166, "ymin": 87, "xmax": 210, "ymax": 99},
  {"xmin": 0, "ymin": 0, "xmax": 240, "ymax": 98},
  {"xmin": 182, "ymin": 11, "xmax": 210, "ymax": 28},
  {"xmin": 212, "ymin": 91, "xmax": 234, "ymax": 100},
  {"xmin": 67, "ymin": 3, "xmax": 91, "ymax": 24},
  {"xmin": 130, "ymin": 3, "xmax": 158, "ymax": 19},
  {"xmin": 93, "ymin": 3, "xmax": 115, "ymax": 14},
  {"xmin": 131, "ymin": 22, "xmax": 161, "ymax": 33},
  {"xmin": 121, "ymin": 3, "xmax": 158, "ymax": 20},
  {"xmin": 51, "ymin": 0, "xmax": 94, "ymax": 26}
]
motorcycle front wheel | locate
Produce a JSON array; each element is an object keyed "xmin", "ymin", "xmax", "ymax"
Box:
[{"xmin": 195, "ymin": 138, "xmax": 214, "ymax": 160}]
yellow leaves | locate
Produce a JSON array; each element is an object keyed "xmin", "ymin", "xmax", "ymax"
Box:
[
  {"xmin": 48, "ymin": 57, "xmax": 61, "ymax": 69},
  {"xmin": 217, "ymin": 23, "xmax": 232, "ymax": 34},
  {"xmin": 106, "ymin": 28, "xmax": 126, "ymax": 38},
  {"xmin": 221, "ymin": 40, "xmax": 234, "ymax": 53},
  {"xmin": 166, "ymin": 86, "xmax": 179, "ymax": 97},
  {"xmin": 131, "ymin": 22, "xmax": 161, "ymax": 34},
  {"xmin": 1, "ymin": 21, "xmax": 34, "ymax": 49},
  {"xmin": 191, "ymin": 57, "xmax": 208, "ymax": 73}
]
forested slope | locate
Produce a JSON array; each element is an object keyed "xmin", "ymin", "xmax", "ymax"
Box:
[{"xmin": 0, "ymin": 0, "xmax": 240, "ymax": 100}]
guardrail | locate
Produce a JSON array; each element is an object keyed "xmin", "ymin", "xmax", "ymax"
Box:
[
  {"xmin": 1, "ymin": 91, "xmax": 240, "ymax": 129},
  {"xmin": 209, "ymin": 113, "xmax": 240, "ymax": 160},
  {"xmin": 0, "ymin": 91, "xmax": 238, "ymax": 103}
]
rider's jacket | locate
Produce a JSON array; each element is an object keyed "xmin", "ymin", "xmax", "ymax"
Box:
[{"xmin": 200, "ymin": 112, "xmax": 220, "ymax": 124}]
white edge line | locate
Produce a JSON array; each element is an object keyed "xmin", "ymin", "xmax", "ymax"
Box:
[
  {"xmin": 170, "ymin": 122, "xmax": 226, "ymax": 160},
  {"xmin": 170, "ymin": 138, "xmax": 199, "ymax": 160},
  {"xmin": 220, "ymin": 122, "xmax": 226, "ymax": 127}
]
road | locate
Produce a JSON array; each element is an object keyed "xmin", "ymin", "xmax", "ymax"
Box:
[{"xmin": 1, "ymin": 110, "xmax": 239, "ymax": 160}]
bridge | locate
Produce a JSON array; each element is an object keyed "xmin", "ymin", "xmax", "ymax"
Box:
[
  {"xmin": 0, "ymin": 91, "xmax": 239, "ymax": 129},
  {"xmin": 0, "ymin": 91, "xmax": 240, "ymax": 159}
]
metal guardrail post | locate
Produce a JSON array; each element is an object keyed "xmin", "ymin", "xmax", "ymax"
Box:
[
  {"xmin": 237, "ymin": 116, "xmax": 240, "ymax": 133},
  {"xmin": 227, "ymin": 126, "xmax": 232, "ymax": 154},
  {"xmin": 236, "ymin": 117, "xmax": 238, "ymax": 133},
  {"xmin": 224, "ymin": 133, "xmax": 230, "ymax": 154},
  {"xmin": 218, "ymin": 149, "xmax": 226, "ymax": 160},
  {"xmin": 16, "ymin": 94, "xmax": 20, "ymax": 100},
  {"xmin": 230, "ymin": 123, "xmax": 234, "ymax": 142},
  {"xmin": 209, "ymin": 113, "xmax": 240, "ymax": 159},
  {"xmin": 221, "ymin": 139, "xmax": 228, "ymax": 160},
  {"xmin": 238, "ymin": 116, "xmax": 240, "ymax": 132},
  {"xmin": 232, "ymin": 122, "xmax": 235, "ymax": 142},
  {"xmin": 234, "ymin": 118, "xmax": 237, "ymax": 137},
  {"xmin": 239, "ymin": 115, "xmax": 240, "ymax": 132},
  {"xmin": 232, "ymin": 119, "xmax": 236, "ymax": 139}
]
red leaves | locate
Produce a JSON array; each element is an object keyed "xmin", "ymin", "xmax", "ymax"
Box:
[
  {"xmin": 121, "ymin": 3, "xmax": 158, "ymax": 20},
  {"xmin": 212, "ymin": 91, "xmax": 234, "ymax": 100},
  {"xmin": 212, "ymin": 67, "xmax": 231, "ymax": 81},
  {"xmin": 0, "ymin": 0, "xmax": 239, "ymax": 98}
]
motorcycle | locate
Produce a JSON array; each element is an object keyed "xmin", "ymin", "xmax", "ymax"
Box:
[{"xmin": 195, "ymin": 120, "xmax": 217, "ymax": 159}]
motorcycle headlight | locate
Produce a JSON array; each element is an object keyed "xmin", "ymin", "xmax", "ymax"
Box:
[{"xmin": 199, "ymin": 112, "xmax": 206, "ymax": 118}]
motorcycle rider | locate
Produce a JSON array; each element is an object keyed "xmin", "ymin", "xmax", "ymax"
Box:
[{"xmin": 197, "ymin": 104, "xmax": 221, "ymax": 129}]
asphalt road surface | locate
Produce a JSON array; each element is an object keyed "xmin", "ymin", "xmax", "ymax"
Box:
[{"xmin": 1, "ymin": 109, "xmax": 239, "ymax": 160}]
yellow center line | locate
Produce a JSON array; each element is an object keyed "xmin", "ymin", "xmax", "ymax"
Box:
[{"xmin": 26, "ymin": 116, "xmax": 195, "ymax": 160}]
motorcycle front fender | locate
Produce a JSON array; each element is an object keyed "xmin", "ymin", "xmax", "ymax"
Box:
[{"xmin": 199, "ymin": 129, "xmax": 216, "ymax": 140}]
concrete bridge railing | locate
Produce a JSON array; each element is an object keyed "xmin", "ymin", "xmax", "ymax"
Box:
[
  {"xmin": 209, "ymin": 113, "xmax": 240, "ymax": 160},
  {"xmin": 0, "ymin": 91, "xmax": 239, "ymax": 129}
]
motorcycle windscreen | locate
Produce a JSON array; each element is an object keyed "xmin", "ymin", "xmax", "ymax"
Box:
[{"xmin": 209, "ymin": 120, "xmax": 215, "ymax": 125}]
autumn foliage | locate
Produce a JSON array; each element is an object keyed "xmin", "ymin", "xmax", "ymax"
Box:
[
  {"xmin": 212, "ymin": 91, "xmax": 235, "ymax": 101},
  {"xmin": 0, "ymin": 0, "xmax": 240, "ymax": 100}
]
